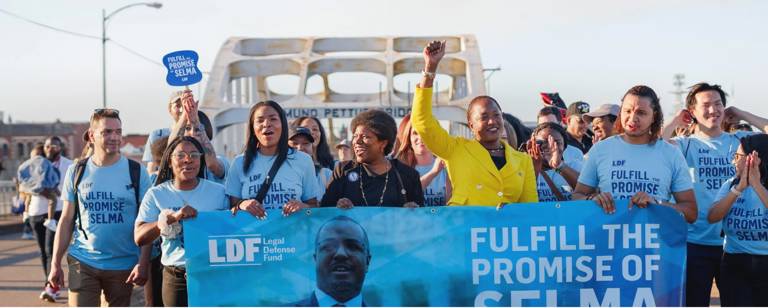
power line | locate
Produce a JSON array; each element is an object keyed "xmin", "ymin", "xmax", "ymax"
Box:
[
  {"xmin": 0, "ymin": 7, "xmax": 210, "ymax": 74},
  {"xmin": 0, "ymin": 8, "xmax": 100, "ymax": 40},
  {"xmin": 110, "ymin": 39, "xmax": 164, "ymax": 68}
]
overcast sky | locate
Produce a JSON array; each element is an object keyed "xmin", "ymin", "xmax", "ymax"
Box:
[{"xmin": 1, "ymin": 0, "xmax": 766, "ymax": 134}]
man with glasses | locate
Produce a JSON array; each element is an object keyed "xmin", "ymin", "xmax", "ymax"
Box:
[
  {"xmin": 142, "ymin": 91, "xmax": 185, "ymax": 174},
  {"xmin": 48, "ymin": 109, "xmax": 152, "ymax": 306}
]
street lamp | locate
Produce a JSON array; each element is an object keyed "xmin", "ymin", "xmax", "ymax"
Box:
[{"xmin": 102, "ymin": 2, "xmax": 162, "ymax": 108}]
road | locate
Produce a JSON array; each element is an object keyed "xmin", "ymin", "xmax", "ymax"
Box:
[{"xmin": 0, "ymin": 216, "xmax": 144, "ymax": 307}]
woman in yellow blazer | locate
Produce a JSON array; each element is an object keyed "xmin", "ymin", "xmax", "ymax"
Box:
[{"xmin": 411, "ymin": 41, "xmax": 538, "ymax": 206}]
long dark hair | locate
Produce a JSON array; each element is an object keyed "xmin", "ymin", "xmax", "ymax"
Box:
[
  {"xmin": 155, "ymin": 136, "xmax": 207, "ymax": 186},
  {"xmin": 243, "ymin": 101, "xmax": 290, "ymax": 173},
  {"xmin": 732, "ymin": 134, "xmax": 768, "ymax": 189},
  {"xmin": 292, "ymin": 116, "xmax": 334, "ymax": 169}
]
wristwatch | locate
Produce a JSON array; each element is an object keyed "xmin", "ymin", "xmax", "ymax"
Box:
[{"xmin": 422, "ymin": 70, "xmax": 436, "ymax": 79}]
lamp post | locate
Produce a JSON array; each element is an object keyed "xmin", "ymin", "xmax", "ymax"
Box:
[{"xmin": 102, "ymin": 2, "xmax": 162, "ymax": 108}]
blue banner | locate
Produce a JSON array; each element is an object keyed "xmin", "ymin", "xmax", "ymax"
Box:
[
  {"xmin": 183, "ymin": 200, "xmax": 686, "ymax": 306},
  {"xmin": 163, "ymin": 50, "xmax": 202, "ymax": 86}
]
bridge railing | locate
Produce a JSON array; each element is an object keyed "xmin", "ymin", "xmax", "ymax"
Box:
[{"xmin": 0, "ymin": 181, "xmax": 18, "ymax": 217}]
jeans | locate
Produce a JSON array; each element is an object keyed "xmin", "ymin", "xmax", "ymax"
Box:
[{"xmin": 29, "ymin": 211, "xmax": 61, "ymax": 283}]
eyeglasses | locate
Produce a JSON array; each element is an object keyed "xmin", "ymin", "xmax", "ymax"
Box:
[
  {"xmin": 734, "ymin": 153, "xmax": 746, "ymax": 159},
  {"xmin": 172, "ymin": 151, "xmax": 203, "ymax": 160}
]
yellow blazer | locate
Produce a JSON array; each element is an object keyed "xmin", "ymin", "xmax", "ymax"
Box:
[{"xmin": 411, "ymin": 87, "xmax": 538, "ymax": 206}]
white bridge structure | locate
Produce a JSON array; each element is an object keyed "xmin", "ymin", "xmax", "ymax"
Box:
[{"xmin": 200, "ymin": 35, "xmax": 487, "ymax": 158}]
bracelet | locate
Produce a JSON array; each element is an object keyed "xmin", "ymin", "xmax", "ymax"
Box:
[
  {"xmin": 421, "ymin": 70, "xmax": 436, "ymax": 79},
  {"xmin": 586, "ymin": 193, "xmax": 595, "ymax": 200},
  {"xmin": 730, "ymin": 187, "xmax": 743, "ymax": 196}
]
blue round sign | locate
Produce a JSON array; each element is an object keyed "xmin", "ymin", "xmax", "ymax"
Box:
[{"xmin": 163, "ymin": 50, "xmax": 202, "ymax": 86}]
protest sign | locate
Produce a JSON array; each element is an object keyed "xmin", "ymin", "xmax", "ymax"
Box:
[
  {"xmin": 163, "ymin": 50, "xmax": 202, "ymax": 86},
  {"xmin": 184, "ymin": 200, "xmax": 686, "ymax": 306}
]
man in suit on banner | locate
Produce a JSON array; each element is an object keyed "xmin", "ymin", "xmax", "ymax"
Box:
[{"xmin": 294, "ymin": 216, "xmax": 371, "ymax": 307}]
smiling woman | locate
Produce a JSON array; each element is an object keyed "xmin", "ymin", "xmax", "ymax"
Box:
[
  {"xmin": 134, "ymin": 136, "xmax": 230, "ymax": 307},
  {"xmin": 410, "ymin": 41, "xmax": 538, "ymax": 206},
  {"xmin": 224, "ymin": 101, "xmax": 321, "ymax": 218},
  {"xmin": 320, "ymin": 110, "xmax": 424, "ymax": 208}
]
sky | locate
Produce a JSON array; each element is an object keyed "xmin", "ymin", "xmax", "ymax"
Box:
[{"xmin": 1, "ymin": 0, "xmax": 767, "ymax": 134}]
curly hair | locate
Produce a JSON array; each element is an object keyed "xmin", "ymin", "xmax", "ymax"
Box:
[
  {"xmin": 617, "ymin": 85, "xmax": 663, "ymax": 141},
  {"xmin": 350, "ymin": 110, "xmax": 397, "ymax": 155}
]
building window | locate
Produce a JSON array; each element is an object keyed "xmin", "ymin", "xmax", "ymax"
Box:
[{"xmin": 17, "ymin": 143, "xmax": 25, "ymax": 158}]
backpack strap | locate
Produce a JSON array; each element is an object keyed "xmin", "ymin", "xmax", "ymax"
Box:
[
  {"xmin": 128, "ymin": 159, "xmax": 141, "ymax": 213},
  {"xmin": 72, "ymin": 158, "xmax": 89, "ymax": 240}
]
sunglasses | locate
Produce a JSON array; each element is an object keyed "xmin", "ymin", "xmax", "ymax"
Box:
[{"xmin": 91, "ymin": 108, "xmax": 121, "ymax": 121}]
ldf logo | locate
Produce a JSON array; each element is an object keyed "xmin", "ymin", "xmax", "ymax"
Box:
[{"xmin": 208, "ymin": 234, "xmax": 262, "ymax": 266}]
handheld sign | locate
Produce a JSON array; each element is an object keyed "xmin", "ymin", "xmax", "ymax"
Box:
[{"xmin": 163, "ymin": 50, "xmax": 202, "ymax": 87}]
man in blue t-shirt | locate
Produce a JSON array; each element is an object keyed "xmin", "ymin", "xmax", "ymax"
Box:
[
  {"xmin": 573, "ymin": 85, "xmax": 697, "ymax": 224},
  {"xmin": 48, "ymin": 109, "xmax": 151, "ymax": 307},
  {"xmin": 142, "ymin": 91, "xmax": 185, "ymax": 174},
  {"xmin": 660, "ymin": 82, "xmax": 768, "ymax": 307}
]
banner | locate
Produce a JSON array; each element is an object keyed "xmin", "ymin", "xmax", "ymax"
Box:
[{"xmin": 184, "ymin": 200, "xmax": 686, "ymax": 306}]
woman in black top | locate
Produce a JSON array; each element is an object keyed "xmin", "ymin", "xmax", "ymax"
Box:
[{"xmin": 321, "ymin": 110, "xmax": 424, "ymax": 208}]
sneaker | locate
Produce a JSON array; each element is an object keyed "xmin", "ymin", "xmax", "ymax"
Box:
[
  {"xmin": 21, "ymin": 232, "xmax": 34, "ymax": 240},
  {"xmin": 39, "ymin": 285, "xmax": 58, "ymax": 303},
  {"xmin": 43, "ymin": 219, "xmax": 58, "ymax": 232}
]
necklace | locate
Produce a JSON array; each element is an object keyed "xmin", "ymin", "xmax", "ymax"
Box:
[
  {"xmin": 359, "ymin": 161, "xmax": 390, "ymax": 206},
  {"xmin": 484, "ymin": 143, "xmax": 504, "ymax": 152}
]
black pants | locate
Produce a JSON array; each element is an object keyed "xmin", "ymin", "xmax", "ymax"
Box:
[
  {"xmin": 685, "ymin": 243, "xmax": 722, "ymax": 307},
  {"xmin": 719, "ymin": 253, "xmax": 768, "ymax": 306},
  {"xmin": 29, "ymin": 211, "xmax": 61, "ymax": 283},
  {"xmin": 162, "ymin": 266, "xmax": 187, "ymax": 307}
]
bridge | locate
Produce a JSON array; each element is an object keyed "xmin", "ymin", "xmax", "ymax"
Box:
[{"xmin": 199, "ymin": 35, "xmax": 487, "ymax": 158}]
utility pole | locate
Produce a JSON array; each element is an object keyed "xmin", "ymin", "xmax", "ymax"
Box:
[
  {"xmin": 670, "ymin": 73, "xmax": 686, "ymax": 114},
  {"xmin": 483, "ymin": 66, "xmax": 501, "ymax": 95}
]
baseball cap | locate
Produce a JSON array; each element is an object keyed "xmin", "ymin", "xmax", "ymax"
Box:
[
  {"xmin": 582, "ymin": 104, "xmax": 620, "ymax": 122},
  {"xmin": 169, "ymin": 91, "xmax": 184, "ymax": 105},
  {"xmin": 335, "ymin": 139, "xmax": 351, "ymax": 149},
  {"xmin": 566, "ymin": 101, "xmax": 590, "ymax": 118},
  {"xmin": 289, "ymin": 126, "xmax": 314, "ymax": 143}
]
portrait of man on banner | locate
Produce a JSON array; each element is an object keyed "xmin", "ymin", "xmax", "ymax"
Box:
[{"xmin": 292, "ymin": 216, "xmax": 372, "ymax": 307}]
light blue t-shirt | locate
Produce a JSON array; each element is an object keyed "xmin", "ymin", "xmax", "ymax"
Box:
[
  {"xmin": 715, "ymin": 178, "xmax": 768, "ymax": 255},
  {"xmin": 415, "ymin": 161, "xmax": 448, "ymax": 206},
  {"xmin": 142, "ymin": 128, "xmax": 172, "ymax": 162},
  {"xmin": 136, "ymin": 179, "xmax": 229, "ymax": 266},
  {"xmin": 61, "ymin": 156, "xmax": 151, "ymax": 270},
  {"xmin": 673, "ymin": 131, "xmax": 753, "ymax": 246},
  {"xmin": 578, "ymin": 136, "xmax": 693, "ymax": 203},
  {"xmin": 563, "ymin": 146, "xmax": 584, "ymax": 172},
  {"xmin": 536, "ymin": 160, "xmax": 581, "ymax": 202},
  {"xmin": 224, "ymin": 150, "xmax": 321, "ymax": 209},
  {"xmin": 205, "ymin": 155, "xmax": 230, "ymax": 184},
  {"xmin": 316, "ymin": 166, "xmax": 332, "ymax": 201}
]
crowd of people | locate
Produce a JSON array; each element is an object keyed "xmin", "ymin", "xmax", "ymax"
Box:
[{"xmin": 10, "ymin": 40, "xmax": 767, "ymax": 306}]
